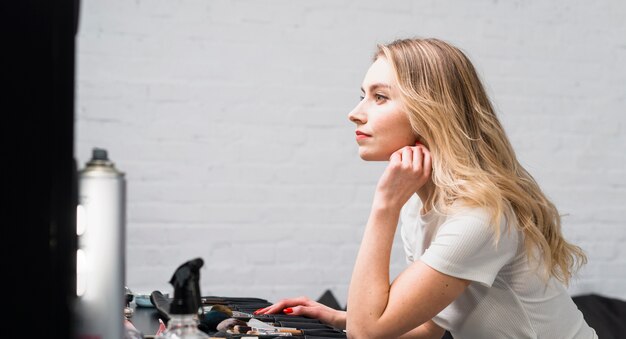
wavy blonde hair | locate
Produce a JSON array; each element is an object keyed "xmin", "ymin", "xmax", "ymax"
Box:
[{"xmin": 377, "ymin": 38, "xmax": 586, "ymax": 284}]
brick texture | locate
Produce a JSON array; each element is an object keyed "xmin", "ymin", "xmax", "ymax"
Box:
[{"xmin": 76, "ymin": 0, "xmax": 626, "ymax": 307}]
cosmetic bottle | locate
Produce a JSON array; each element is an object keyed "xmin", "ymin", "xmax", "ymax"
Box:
[{"xmin": 156, "ymin": 258, "xmax": 209, "ymax": 339}]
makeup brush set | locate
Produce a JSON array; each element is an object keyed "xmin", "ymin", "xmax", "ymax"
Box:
[{"xmin": 150, "ymin": 292, "xmax": 347, "ymax": 339}]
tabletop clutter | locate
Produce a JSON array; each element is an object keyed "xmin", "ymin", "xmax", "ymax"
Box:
[
  {"xmin": 154, "ymin": 293, "xmax": 347, "ymax": 339},
  {"xmin": 127, "ymin": 257, "xmax": 347, "ymax": 339}
]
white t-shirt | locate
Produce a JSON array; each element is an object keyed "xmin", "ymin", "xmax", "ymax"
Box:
[{"xmin": 400, "ymin": 194, "xmax": 597, "ymax": 339}]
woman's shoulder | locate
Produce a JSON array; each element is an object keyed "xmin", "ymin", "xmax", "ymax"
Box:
[
  {"xmin": 444, "ymin": 200, "xmax": 519, "ymax": 239},
  {"xmin": 400, "ymin": 196, "xmax": 492, "ymax": 224},
  {"xmin": 401, "ymin": 196, "xmax": 516, "ymax": 232},
  {"xmin": 447, "ymin": 201, "xmax": 492, "ymax": 222}
]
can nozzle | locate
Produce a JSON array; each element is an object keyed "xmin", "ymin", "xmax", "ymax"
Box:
[
  {"xmin": 85, "ymin": 147, "xmax": 118, "ymax": 170},
  {"xmin": 91, "ymin": 148, "xmax": 109, "ymax": 161}
]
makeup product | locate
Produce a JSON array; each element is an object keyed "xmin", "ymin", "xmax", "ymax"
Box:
[
  {"xmin": 257, "ymin": 314, "xmax": 321, "ymax": 323},
  {"xmin": 201, "ymin": 297, "xmax": 270, "ymax": 307},
  {"xmin": 156, "ymin": 318, "xmax": 167, "ymax": 336},
  {"xmin": 216, "ymin": 318, "xmax": 247, "ymax": 332},
  {"xmin": 199, "ymin": 311, "xmax": 230, "ymax": 332},
  {"xmin": 203, "ymin": 304, "xmax": 233, "ymax": 317},
  {"xmin": 248, "ymin": 318, "xmax": 301, "ymax": 334},
  {"xmin": 231, "ymin": 310, "xmax": 255, "ymax": 318},
  {"xmin": 232, "ymin": 325, "xmax": 295, "ymax": 336},
  {"xmin": 277, "ymin": 321, "xmax": 333, "ymax": 329},
  {"xmin": 244, "ymin": 330, "xmax": 293, "ymax": 337},
  {"xmin": 74, "ymin": 148, "xmax": 126, "ymax": 339}
]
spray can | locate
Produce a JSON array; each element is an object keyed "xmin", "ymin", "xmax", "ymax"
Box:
[{"xmin": 75, "ymin": 148, "xmax": 126, "ymax": 339}]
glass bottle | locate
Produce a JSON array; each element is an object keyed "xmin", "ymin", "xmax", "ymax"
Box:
[{"xmin": 156, "ymin": 314, "xmax": 208, "ymax": 339}]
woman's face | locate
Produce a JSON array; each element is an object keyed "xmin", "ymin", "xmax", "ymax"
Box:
[{"xmin": 348, "ymin": 57, "xmax": 416, "ymax": 161}]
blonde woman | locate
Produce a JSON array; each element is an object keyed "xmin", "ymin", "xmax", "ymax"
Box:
[{"xmin": 256, "ymin": 38, "xmax": 597, "ymax": 338}]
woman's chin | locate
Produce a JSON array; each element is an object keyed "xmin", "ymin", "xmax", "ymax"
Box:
[{"xmin": 358, "ymin": 150, "xmax": 388, "ymax": 161}]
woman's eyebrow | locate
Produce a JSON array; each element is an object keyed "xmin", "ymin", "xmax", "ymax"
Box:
[{"xmin": 360, "ymin": 83, "xmax": 392, "ymax": 93}]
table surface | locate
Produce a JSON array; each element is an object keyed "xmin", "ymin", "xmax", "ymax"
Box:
[{"xmin": 129, "ymin": 304, "xmax": 162, "ymax": 337}]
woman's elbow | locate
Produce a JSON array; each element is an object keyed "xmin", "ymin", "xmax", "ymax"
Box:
[{"xmin": 346, "ymin": 326, "xmax": 388, "ymax": 339}]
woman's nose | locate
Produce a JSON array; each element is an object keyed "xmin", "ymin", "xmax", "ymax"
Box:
[{"xmin": 348, "ymin": 101, "xmax": 366, "ymax": 124}]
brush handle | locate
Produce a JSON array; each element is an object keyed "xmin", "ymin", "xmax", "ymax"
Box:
[
  {"xmin": 277, "ymin": 328, "xmax": 302, "ymax": 334},
  {"xmin": 234, "ymin": 325, "xmax": 302, "ymax": 335}
]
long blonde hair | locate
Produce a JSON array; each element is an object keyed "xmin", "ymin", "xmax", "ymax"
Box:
[{"xmin": 377, "ymin": 38, "xmax": 586, "ymax": 284}]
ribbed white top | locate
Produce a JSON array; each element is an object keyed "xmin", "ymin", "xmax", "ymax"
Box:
[{"xmin": 400, "ymin": 194, "xmax": 597, "ymax": 339}]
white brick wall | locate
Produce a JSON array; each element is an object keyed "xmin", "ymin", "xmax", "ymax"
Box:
[{"xmin": 76, "ymin": 0, "xmax": 626, "ymax": 307}]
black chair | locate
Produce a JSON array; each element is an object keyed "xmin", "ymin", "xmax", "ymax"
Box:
[{"xmin": 573, "ymin": 293, "xmax": 626, "ymax": 339}]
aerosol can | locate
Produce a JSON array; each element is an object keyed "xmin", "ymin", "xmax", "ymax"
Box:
[{"xmin": 75, "ymin": 148, "xmax": 126, "ymax": 339}]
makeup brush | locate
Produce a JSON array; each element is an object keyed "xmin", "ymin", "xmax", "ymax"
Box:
[
  {"xmin": 232, "ymin": 325, "xmax": 301, "ymax": 335},
  {"xmin": 207, "ymin": 304, "xmax": 233, "ymax": 317},
  {"xmin": 247, "ymin": 318, "xmax": 303, "ymax": 335},
  {"xmin": 198, "ymin": 304, "xmax": 236, "ymax": 333},
  {"xmin": 216, "ymin": 318, "xmax": 247, "ymax": 332}
]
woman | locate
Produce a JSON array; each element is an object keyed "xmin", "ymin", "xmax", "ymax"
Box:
[{"xmin": 256, "ymin": 38, "xmax": 596, "ymax": 338}]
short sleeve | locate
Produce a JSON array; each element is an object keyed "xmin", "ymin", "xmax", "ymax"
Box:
[
  {"xmin": 400, "ymin": 195, "xmax": 422, "ymax": 264},
  {"xmin": 420, "ymin": 209, "xmax": 519, "ymax": 287}
]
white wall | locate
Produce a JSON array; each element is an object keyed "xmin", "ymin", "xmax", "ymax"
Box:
[{"xmin": 76, "ymin": 0, "xmax": 626, "ymax": 306}]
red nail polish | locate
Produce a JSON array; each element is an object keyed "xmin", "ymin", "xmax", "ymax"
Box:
[
  {"xmin": 283, "ymin": 308, "xmax": 293, "ymax": 314},
  {"xmin": 254, "ymin": 308, "xmax": 263, "ymax": 315}
]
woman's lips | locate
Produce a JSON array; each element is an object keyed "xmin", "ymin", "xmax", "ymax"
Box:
[{"xmin": 356, "ymin": 130, "xmax": 371, "ymax": 140}]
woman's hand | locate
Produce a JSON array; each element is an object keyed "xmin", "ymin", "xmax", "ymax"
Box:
[
  {"xmin": 254, "ymin": 296, "xmax": 346, "ymax": 330},
  {"xmin": 374, "ymin": 143, "xmax": 432, "ymax": 211}
]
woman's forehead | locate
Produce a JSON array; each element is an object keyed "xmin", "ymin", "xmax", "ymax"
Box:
[{"xmin": 362, "ymin": 58, "xmax": 396, "ymax": 91}]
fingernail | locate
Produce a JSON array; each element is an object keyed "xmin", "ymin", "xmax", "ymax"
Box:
[
  {"xmin": 283, "ymin": 308, "xmax": 293, "ymax": 314},
  {"xmin": 254, "ymin": 308, "xmax": 263, "ymax": 315}
]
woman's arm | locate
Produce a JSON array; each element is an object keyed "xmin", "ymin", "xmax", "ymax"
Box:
[
  {"xmin": 346, "ymin": 145, "xmax": 469, "ymax": 338},
  {"xmin": 398, "ymin": 320, "xmax": 446, "ymax": 339},
  {"xmin": 257, "ymin": 297, "xmax": 445, "ymax": 338},
  {"xmin": 346, "ymin": 206, "xmax": 468, "ymax": 338},
  {"xmin": 255, "ymin": 297, "xmax": 346, "ymax": 329}
]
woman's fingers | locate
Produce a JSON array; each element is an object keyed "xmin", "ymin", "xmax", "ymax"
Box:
[
  {"xmin": 389, "ymin": 148, "xmax": 403, "ymax": 164},
  {"xmin": 377, "ymin": 144, "xmax": 432, "ymax": 208},
  {"xmin": 401, "ymin": 146, "xmax": 413, "ymax": 168},
  {"xmin": 422, "ymin": 146, "xmax": 432, "ymax": 178},
  {"xmin": 255, "ymin": 296, "xmax": 312, "ymax": 315},
  {"xmin": 290, "ymin": 305, "xmax": 318, "ymax": 318},
  {"xmin": 392, "ymin": 145, "xmax": 428, "ymax": 176},
  {"xmin": 287, "ymin": 304, "xmax": 345, "ymax": 329},
  {"xmin": 411, "ymin": 146, "xmax": 422, "ymax": 172}
]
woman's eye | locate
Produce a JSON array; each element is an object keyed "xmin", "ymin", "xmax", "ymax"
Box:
[
  {"xmin": 375, "ymin": 94, "xmax": 388, "ymax": 102},
  {"xmin": 359, "ymin": 95, "xmax": 365, "ymax": 101}
]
